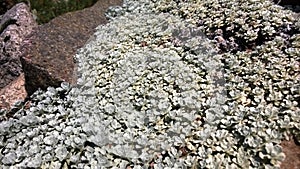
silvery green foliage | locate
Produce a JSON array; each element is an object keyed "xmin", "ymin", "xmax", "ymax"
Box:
[
  {"xmin": 0, "ymin": 83, "xmax": 92, "ymax": 168},
  {"xmin": 223, "ymin": 35, "xmax": 300, "ymax": 139},
  {"xmin": 0, "ymin": 0, "xmax": 299, "ymax": 168},
  {"xmin": 106, "ymin": 0, "xmax": 156, "ymax": 19},
  {"xmin": 97, "ymin": 0, "xmax": 299, "ymax": 168},
  {"xmin": 153, "ymin": 0, "xmax": 298, "ymax": 52},
  {"xmin": 73, "ymin": 11, "xmax": 226, "ymax": 167}
]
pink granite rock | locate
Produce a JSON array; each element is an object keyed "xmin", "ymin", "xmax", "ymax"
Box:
[
  {"xmin": 0, "ymin": 73, "xmax": 27, "ymax": 110},
  {"xmin": 0, "ymin": 2, "xmax": 37, "ymax": 89},
  {"xmin": 21, "ymin": 0, "xmax": 123, "ymax": 95}
]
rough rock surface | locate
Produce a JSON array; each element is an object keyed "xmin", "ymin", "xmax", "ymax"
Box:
[
  {"xmin": 20, "ymin": 0, "xmax": 123, "ymax": 95},
  {"xmin": 0, "ymin": 2, "xmax": 37, "ymax": 89},
  {"xmin": 281, "ymin": 137, "xmax": 300, "ymax": 169},
  {"xmin": 0, "ymin": 73, "xmax": 26, "ymax": 110}
]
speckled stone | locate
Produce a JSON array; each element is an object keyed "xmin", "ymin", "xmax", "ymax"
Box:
[
  {"xmin": 0, "ymin": 2, "xmax": 37, "ymax": 89},
  {"xmin": 20, "ymin": 0, "xmax": 123, "ymax": 95}
]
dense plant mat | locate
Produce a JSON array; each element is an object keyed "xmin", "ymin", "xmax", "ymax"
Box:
[{"xmin": 0, "ymin": 0, "xmax": 299, "ymax": 168}]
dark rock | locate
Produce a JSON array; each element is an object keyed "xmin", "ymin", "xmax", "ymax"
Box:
[
  {"xmin": 0, "ymin": 2, "xmax": 37, "ymax": 89},
  {"xmin": 20, "ymin": 0, "xmax": 123, "ymax": 95},
  {"xmin": 0, "ymin": 0, "xmax": 18, "ymax": 15},
  {"xmin": 273, "ymin": 0, "xmax": 300, "ymax": 5}
]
